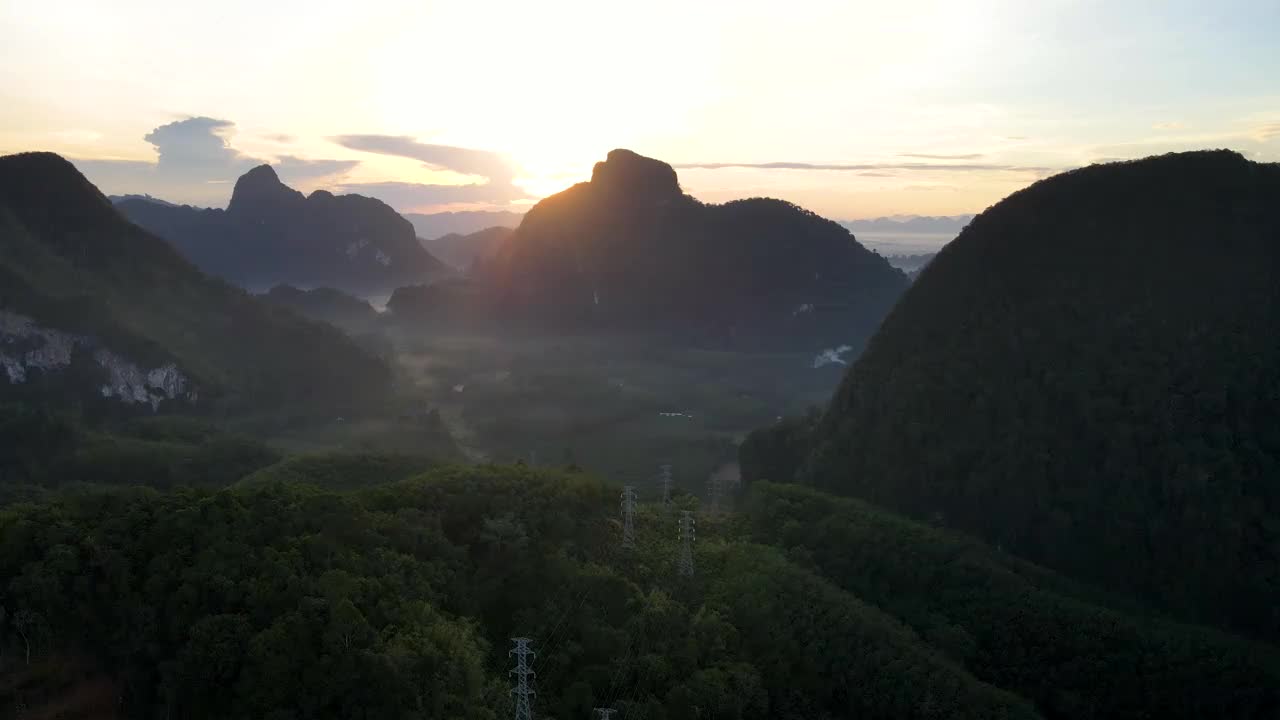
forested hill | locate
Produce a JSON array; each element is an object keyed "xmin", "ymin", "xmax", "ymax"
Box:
[
  {"xmin": 422, "ymin": 225, "xmax": 514, "ymax": 272},
  {"xmin": 745, "ymin": 150, "xmax": 1280, "ymax": 643},
  {"xmin": 115, "ymin": 165, "xmax": 450, "ymax": 295},
  {"xmin": 0, "ymin": 152, "xmax": 391, "ymax": 413},
  {"xmin": 472, "ymin": 149, "xmax": 907, "ymax": 348},
  {"xmin": 3, "ymin": 463, "xmax": 1279, "ymax": 718}
]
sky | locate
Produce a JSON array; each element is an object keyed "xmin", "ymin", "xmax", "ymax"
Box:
[{"xmin": 1, "ymin": 0, "xmax": 1277, "ymax": 219}]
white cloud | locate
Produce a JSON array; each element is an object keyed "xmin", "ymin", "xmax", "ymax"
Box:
[{"xmin": 71, "ymin": 117, "xmax": 360, "ymax": 207}]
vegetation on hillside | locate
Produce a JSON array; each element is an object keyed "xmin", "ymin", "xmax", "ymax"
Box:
[
  {"xmin": 442, "ymin": 150, "xmax": 909, "ymax": 348},
  {"xmin": 4, "ymin": 456, "xmax": 1278, "ymax": 719},
  {"xmin": 115, "ymin": 165, "xmax": 450, "ymax": 295},
  {"xmin": 742, "ymin": 481, "xmax": 1280, "ymax": 719},
  {"xmin": 753, "ymin": 150, "xmax": 1280, "ymax": 643},
  {"xmin": 0, "ymin": 152, "xmax": 393, "ymax": 413}
]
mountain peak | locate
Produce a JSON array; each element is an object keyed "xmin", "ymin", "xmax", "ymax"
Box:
[
  {"xmin": 0, "ymin": 151, "xmax": 118, "ymax": 231},
  {"xmin": 228, "ymin": 164, "xmax": 304, "ymax": 216},
  {"xmin": 590, "ymin": 148, "xmax": 682, "ymax": 202}
]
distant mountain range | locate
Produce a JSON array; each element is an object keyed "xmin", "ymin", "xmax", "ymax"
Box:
[
  {"xmin": 839, "ymin": 214, "xmax": 974, "ymax": 234},
  {"xmin": 744, "ymin": 149, "xmax": 1280, "ymax": 644},
  {"xmin": 407, "ymin": 149, "xmax": 909, "ymax": 349},
  {"xmin": 0, "ymin": 152, "xmax": 391, "ymax": 413},
  {"xmin": 421, "ymin": 226, "xmax": 514, "ymax": 272},
  {"xmin": 114, "ymin": 166, "xmax": 451, "ymax": 295},
  {"xmin": 405, "ymin": 210, "xmax": 524, "ymax": 240},
  {"xmin": 107, "ymin": 193, "xmax": 180, "ymax": 208}
]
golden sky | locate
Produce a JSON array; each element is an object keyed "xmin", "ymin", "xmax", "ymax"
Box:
[{"xmin": 1, "ymin": 0, "xmax": 1277, "ymax": 218}]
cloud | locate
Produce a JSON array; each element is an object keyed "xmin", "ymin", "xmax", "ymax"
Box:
[
  {"xmin": 334, "ymin": 180, "xmax": 529, "ymax": 210},
  {"xmin": 1152, "ymin": 122, "xmax": 1186, "ymax": 130},
  {"xmin": 330, "ymin": 134, "xmax": 529, "ymax": 207},
  {"xmin": 673, "ymin": 160, "xmax": 1059, "ymax": 173},
  {"xmin": 903, "ymin": 184, "xmax": 961, "ymax": 192},
  {"xmin": 273, "ymin": 155, "xmax": 359, "ymax": 185},
  {"xmin": 330, "ymin": 134, "xmax": 515, "ymax": 181},
  {"xmin": 143, "ymin": 117, "xmax": 253, "ymax": 176},
  {"xmin": 1252, "ymin": 123, "xmax": 1280, "ymax": 142},
  {"xmin": 898, "ymin": 152, "xmax": 986, "ymax": 160},
  {"xmin": 72, "ymin": 117, "xmax": 360, "ymax": 207}
]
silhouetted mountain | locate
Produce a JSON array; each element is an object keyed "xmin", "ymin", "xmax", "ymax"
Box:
[
  {"xmin": 422, "ymin": 225, "xmax": 513, "ymax": 272},
  {"xmin": 261, "ymin": 285, "xmax": 379, "ymax": 328},
  {"xmin": 0, "ymin": 152, "xmax": 391, "ymax": 413},
  {"xmin": 744, "ymin": 150, "xmax": 1280, "ymax": 642},
  {"xmin": 114, "ymin": 166, "xmax": 451, "ymax": 295},
  {"xmin": 385, "ymin": 278, "xmax": 481, "ymax": 328},
  {"xmin": 884, "ymin": 252, "xmax": 936, "ymax": 276},
  {"xmin": 107, "ymin": 193, "xmax": 181, "ymax": 208},
  {"xmin": 470, "ymin": 149, "xmax": 907, "ymax": 347},
  {"xmin": 404, "ymin": 209, "xmax": 524, "ymax": 239}
]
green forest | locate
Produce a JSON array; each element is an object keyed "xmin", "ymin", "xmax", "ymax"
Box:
[
  {"xmin": 749, "ymin": 150, "xmax": 1280, "ymax": 646},
  {"xmin": 3, "ymin": 420, "xmax": 1278, "ymax": 718}
]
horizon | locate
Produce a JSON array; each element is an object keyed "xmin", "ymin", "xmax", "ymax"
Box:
[{"xmin": 2, "ymin": 0, "xmax": 1277, "ymax": 220}]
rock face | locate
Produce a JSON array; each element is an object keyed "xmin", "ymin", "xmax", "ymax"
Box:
[
  {"xmin": 0, "ymin": 310, "xmax": 194, "ymax": 410},
  {"xmin": 0, "ymin": 151, "xmax": 392, "ymax": 412},
  {"xmin": 754, "ymin": 150, "xmax": 1280, "ymax": 643},
  {"xmin": 115, "ymin": 165, "xmax": 451, "ymax": 295},
  {"xmin": 476, "ymin": 149, "xmax": 907, "ymax": 348}
]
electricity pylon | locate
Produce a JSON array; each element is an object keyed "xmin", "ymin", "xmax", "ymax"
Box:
[
  {"xmin": 510, "ymin": 637, "xmax": 536, "ymax": 720},
  {"xmin": 621, "ymin": 485, "xmax": 638, "ymax": 549},
  {"xmin": 594, "ymin": 709, "xmax": 617, "ymax": 720},
  {"xmin": 707, "ymin": 472, "xmax": 723, "ymax": 515},
  {"xmin": 677, "ymin": 511, "xmax": 695, "ymax": 576},
  {"xmin": 658, "ymin": 464, "xmax": 673, "ymax": 512}
]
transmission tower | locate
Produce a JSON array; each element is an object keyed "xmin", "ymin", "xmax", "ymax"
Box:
[
  {"xmin": 707, "ymin": 472, "xmax": 723, "ymax": 515},
  {"xmin": 510, "ymin": 637, "xmax": 536, "ymax": 720},
  {"xmin": 620, "ymin": 485, "xmax": 638, "ymax": 549},
  {"xmin": 658, "ymin": 464, "xmax": 673, "ymax": 511},
  {"xmin": 594, "ymin": 709, "xmax": 617, "ymax": 720},
  {"xmin": 677, "ymin": 511, "xmax": 695, "ymax": 576}
]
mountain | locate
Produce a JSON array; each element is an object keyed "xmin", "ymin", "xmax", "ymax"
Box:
[
  {"xmin": 840, "ymin": 214, "xmax": 974, "ymax": 234},
  {"xmin": 404, "ymin": 209, "xmax": 524, "ymax": 239},
  {"xmin": 421, "ymin": 225, "xmax": 513, "ymax": 272},
  {"xmin": 745, "ymin": 150, "xmax": 1280, "ymax": 642},
  {"xmin": 883, "ymin": 251, "xmax": 936, "ymax": 275},
  {"xmin": 106, "ymin": 193, "xmax": 180, "ymax": 208},
  {"xmin": 0, "ymin": 152, "xmax": 391, "ymax": 412},
  {"xmin": 114, "ymin": 166, "xmax": 451, "ymax": 295},
  {"xmin": 471, "ymin": 149, "xmax": 907, "ymax": 347},
  {"xmin": 842, "ymin": 215, "xmax": 969, "ymax": 255}
]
